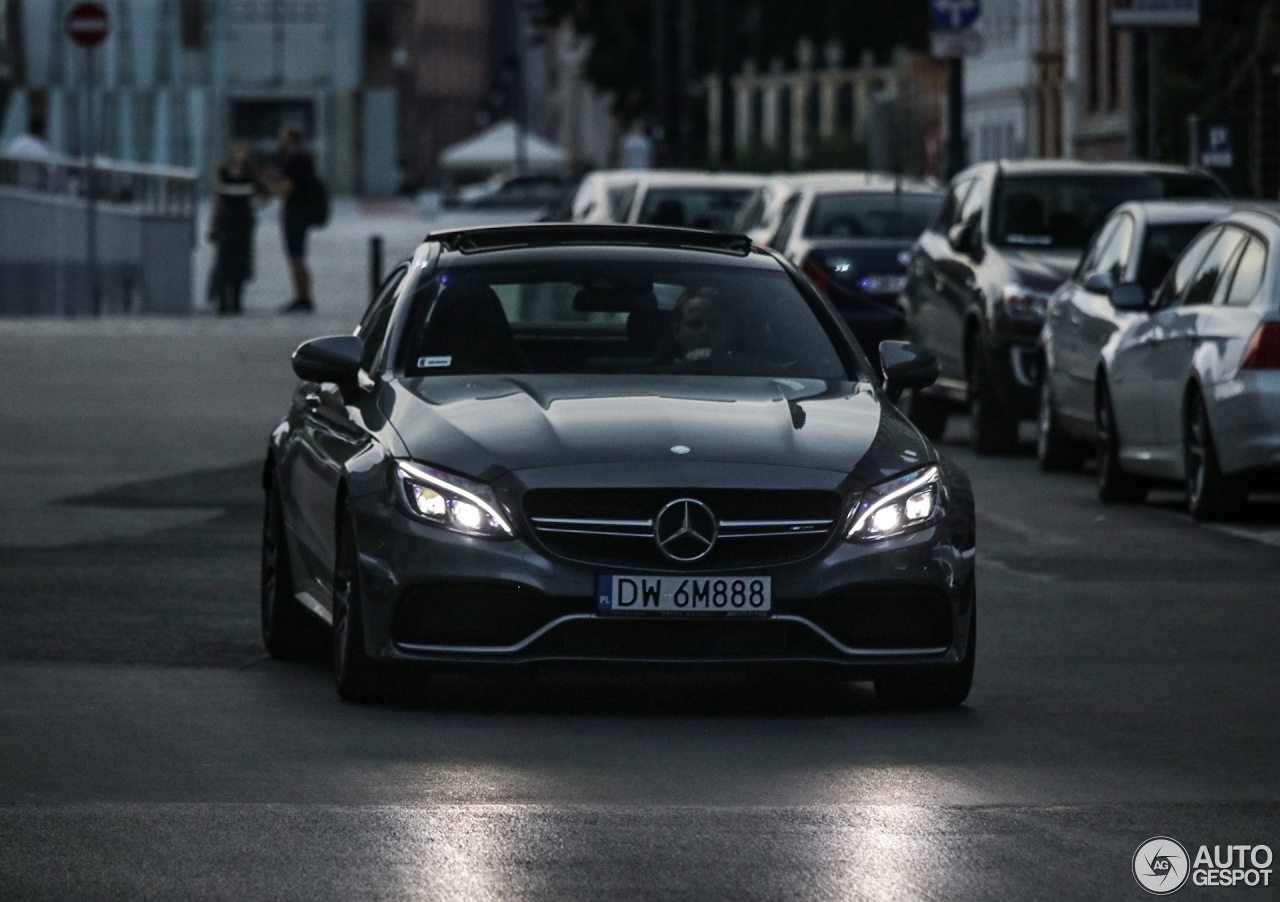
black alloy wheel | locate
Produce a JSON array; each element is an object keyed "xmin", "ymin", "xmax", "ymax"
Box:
[
  {"xmin": 968, "ymin": 340, "xmax": 1019, "ymax": 455},
  {"xmin": 1184, "ymin": 391, "xmax": 1244, "ymax": 522},
  {"xmin": 261, "ymin": 482, "xmax": 324, "ymax": 659},
  {"xmin": 875, "ymin": 579, "xmax": 976, "ymax": 709},
  {"xmin": 1095, "ymin": 381, "xmax": 1148, "ymax": 503},
  {"xmin": 1036, "ymin": 377, "xmax": 1085, "ymax": 472},
  {"xmin": 332, "ymin": 514, "xmax": 392, "ymax": 703}
]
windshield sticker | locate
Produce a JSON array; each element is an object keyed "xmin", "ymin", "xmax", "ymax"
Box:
[{"xmin": 418, "ymin": 356, "xmax": 453, "ymax": 368}]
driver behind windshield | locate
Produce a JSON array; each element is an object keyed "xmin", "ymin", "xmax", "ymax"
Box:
[{"xmin": 671, "ymin": 287, "xmax": 733, "ymax": 361}]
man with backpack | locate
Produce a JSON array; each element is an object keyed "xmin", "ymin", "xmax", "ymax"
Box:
[{"xmin": 270, "ymin": 126, "xmax": 328, "ymax": 314}]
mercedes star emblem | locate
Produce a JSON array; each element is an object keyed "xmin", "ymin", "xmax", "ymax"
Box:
[{"xmin": 654, "ymin": 498, "xmax": 718, "ymax": 562}]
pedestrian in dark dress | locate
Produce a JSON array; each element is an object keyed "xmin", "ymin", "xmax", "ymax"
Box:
[
  {"xmin": 270, "ymin": 126, "xmax": 319, "ymax": 313},
  {"xmin": 207, "ymin": 142, "xmax": 263, "ymax": 315}
]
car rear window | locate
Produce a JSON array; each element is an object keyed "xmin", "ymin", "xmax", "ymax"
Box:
[
  {"xmin": 399, "ymin": 258, "xmax": 857, "ymax": 381},
  {"xmin": 805, "ymin": 191, "xmax": 942, "ymax": 240},
  {"xmin": 636, "ymin": 188, "xmax": 755, "ymax": 230},
  {"xmin": 993, "ymin": 174, "xmax": 1225, "ymax": 250}
]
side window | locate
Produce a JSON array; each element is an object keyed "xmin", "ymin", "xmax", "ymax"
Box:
[
  {"xmin": 1222, "ymin": 237, "xmax": 1266, "ymax": 307},
  {"xmin": 1182, "ymin": 229, "xmax": 1246, "ymax": 307},
  {"xmin": 769, "ymin": 194, "xmax": 802, "ymax": 249},
  {"xmin": 1077, "ymin": 217, "xmax": 1119, "ymax": 277},
  {"xmin": 357, "ymin": 265, "xmax": 407, "ymax": 370},
  {"xmin": 1093, "ymin": 214, "xmax": 1135, "ymax": 285},
  {"xmin": 1158, "ymin": 227, "xmax": 1220, "ymax": 307},
  {"xmin": 932, "ymin": 178, "xmax": 972, "ymax": 232}
]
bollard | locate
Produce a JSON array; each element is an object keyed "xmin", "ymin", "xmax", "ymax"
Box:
[{"xmin": 369, "ymin": 235, "xmax": 384, "ymax": 299}]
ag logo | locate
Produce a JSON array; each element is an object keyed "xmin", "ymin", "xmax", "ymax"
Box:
[{"xmin": 1133, "ymin": 837, "xmax": 1190, "ymax": 894}]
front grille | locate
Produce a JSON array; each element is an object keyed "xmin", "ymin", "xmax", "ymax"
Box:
[
  {"xmin": 531, "ymin": 617, "xmax": 832, "ymax": 659},
  {"xmin": 780, "ymin": 587, "xmax": 952, "ymax": 649},
  {"xmin": 392, "ymin": 582, "xmax": 594, "ymax": 647},
  {"xmin": 524, "ymin": 488, "xmax": 841, "ymax": 569}
]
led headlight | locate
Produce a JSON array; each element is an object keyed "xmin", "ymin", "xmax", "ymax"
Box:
[
  {"xmin": 847, "ymin": 465, "xmax": 942, "ymax": 541},
  {"xmin": 396, "ymin": 460, "xmax": 514, "ymax": 538}
]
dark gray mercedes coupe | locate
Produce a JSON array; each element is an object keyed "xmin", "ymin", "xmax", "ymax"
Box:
[{"xmin": 262, "ymin": 224, "xmax": 976, "ymax": 706}]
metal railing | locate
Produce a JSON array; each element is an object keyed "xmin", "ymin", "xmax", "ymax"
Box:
[{"xmin": 0, "ymin": 153, "xmax": 198, "ymax": 315}]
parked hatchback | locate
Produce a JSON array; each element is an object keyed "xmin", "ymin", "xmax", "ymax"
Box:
[{"xmin": 900, "ymin": 160, "xmax": 1227, "ymax": 453}]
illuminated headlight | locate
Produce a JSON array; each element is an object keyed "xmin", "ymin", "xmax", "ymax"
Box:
[
  {"xmin": 847, "ymin": 465, "xmax": 942, "ymax": 541},
  {"xmin": 857, "ymin": 274, "xmax": 908, "ymax": 295},
  {"xmin": 1002, "ymin": 283, "xmax": 1050, "ymax": 321},
  {"xmin": 396, "ymin": 460, "xmax": 514, "ymax": 538}
]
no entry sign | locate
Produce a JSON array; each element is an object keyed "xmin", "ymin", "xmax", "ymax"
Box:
[{"xmin": 67, "ymin": 2, "xmax": 109, "ymax": 48}]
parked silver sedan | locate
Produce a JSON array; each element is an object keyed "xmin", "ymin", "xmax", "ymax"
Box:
[
  {"xmin": 1094, "ymin": 206, "xmax": 1280, "ymax": 519},
  {"xmin": 1038, "ymin": 200, "xmax": 1236, "ymax": 470}
]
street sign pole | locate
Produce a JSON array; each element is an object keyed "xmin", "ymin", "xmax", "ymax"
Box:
[
  {"xmin": 86, "ymin": 46, "xmax": 98, "ymax": 316},
  {"xmin": 947, "ymin": 58, "xmax": 965, "ymax": 179},
  {"xmin": 67, "ymin": 2, "xmax": 108, "ymax": 317},
  {"xmin": 930, "ymin": 0, "xmax": 982, "ymax": 179}
]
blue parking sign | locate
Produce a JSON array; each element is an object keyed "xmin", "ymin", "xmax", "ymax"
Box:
[{"xmin": 930, "ymin": 0, "xmax": 982, "ymax": 31}]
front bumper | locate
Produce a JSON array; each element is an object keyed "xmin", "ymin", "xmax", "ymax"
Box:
[{"xmin": 347, "ymin": 491, "xmax": 976, "ymax": 676}]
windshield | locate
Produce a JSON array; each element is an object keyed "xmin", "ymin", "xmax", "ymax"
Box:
[
  {"xmin": 399, "ymin": 257, "xmax": 857, "ymax": 381},
  {"xmin": 992, "ymin": 174, "xmax": 1224, "ymax": 250},
  {"xmin": 805, "ymin": 191, "xmax": 942, "ymax": 240},
  {"xmin": 636, "ymin": 188, "xmax": 755, "ymax": 230}
]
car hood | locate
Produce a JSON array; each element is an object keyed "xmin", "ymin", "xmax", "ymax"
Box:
[
  {"xmin": 1000, "ymin": 247, "xmax": 1079, "ymax": 292},
  {"xmin": 382, "ymin": 375, "xmax": 927, "ymax": 484}
]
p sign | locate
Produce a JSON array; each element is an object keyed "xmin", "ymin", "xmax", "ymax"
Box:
[
  {"xmin": 930, "ymin": 0, "xmax": 982, "ymax": 31},
  {"xmin": 67, "ymin": 2, "xmax": 109, "ymax": 48}
]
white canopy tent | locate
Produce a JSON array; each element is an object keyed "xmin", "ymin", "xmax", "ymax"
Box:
[{"xmin": 438, "ymin": 121, "xmax": 568, "ymax": 171}]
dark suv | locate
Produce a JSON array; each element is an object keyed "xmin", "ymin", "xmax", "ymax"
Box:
[{"xmin": 900, "ymin": 160, "xmax": 1227, "ymax": 453}]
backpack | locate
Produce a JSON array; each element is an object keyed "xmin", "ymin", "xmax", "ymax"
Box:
[{"xmin": 307, "ymin": 174, "xmax": 330, "ymax": 228}]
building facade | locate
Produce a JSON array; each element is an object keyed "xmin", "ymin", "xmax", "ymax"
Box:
[
  {"xmin": 1, "ymin": 0, "xmax": 384, "ymax": 193},
  {"xmin": 964, "ymin": 0, "xmax": 1079, "ymax": 164}
]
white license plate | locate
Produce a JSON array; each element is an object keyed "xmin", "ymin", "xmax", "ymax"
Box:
[{"xmin": 597, "ymin": 575, "xmax": 772, "ymax": 615}]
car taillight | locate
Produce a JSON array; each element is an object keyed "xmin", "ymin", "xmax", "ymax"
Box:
[
  {"xmin": 801, "ymin": 258, "xmax": 831, "ymax": 295},
  {"xmin": 1241, "ymin": 321, "xmax": 1280, "ymax": 369}
]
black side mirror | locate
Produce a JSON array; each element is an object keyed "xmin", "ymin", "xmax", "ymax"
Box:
[
  {"xmin": 1108, "ymin": 282, "xmax": 1148, "ymax": 312},
  {"xmin": 947, "ymin": 221, "xmax": 981, "ymax": 256},
  {"xmin": 1083, "ymin": 271, "xmax": 1114, "ymax": 294},
  {"xmin": 292, "ymin": 335, "xmax": 363, "ymax": 389},
  {"xmin": 880, "ymin": 340, "xmax": 940, "ymax": 402}
]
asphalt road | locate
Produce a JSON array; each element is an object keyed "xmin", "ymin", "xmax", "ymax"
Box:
[{"xmin": 2, "ymin": 316, "xmax": 1279, "ymax": 900}]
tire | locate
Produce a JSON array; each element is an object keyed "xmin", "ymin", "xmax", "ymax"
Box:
[
  {"xmin": 875, "ymin": 582, "xmax": 976, "ymax": 710},
  {"xmin": 901, "ymin": 389, "xmax": 950, "ymax": 441},
  {"xmin": 968, "ymin": 342, "xmax": 1019, "ymax": 455},
  {"xmin": 332, "ymin": 514, "xmax": 392, "ymax": 703},
  {"xmin": 1185, "ymin": 391, "xmax": 1244, "ymax": 522},
  {"xmin": 1095, "ymin": 382, "xmax": 1148, "ymax": 503},
  {"xmin": 261, "ymin": 482, "xmax": 325, "ymax": 660},
  {"xmin": 1036, "ymin": 377, "xmax": 1085, "ymax": 472}
]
